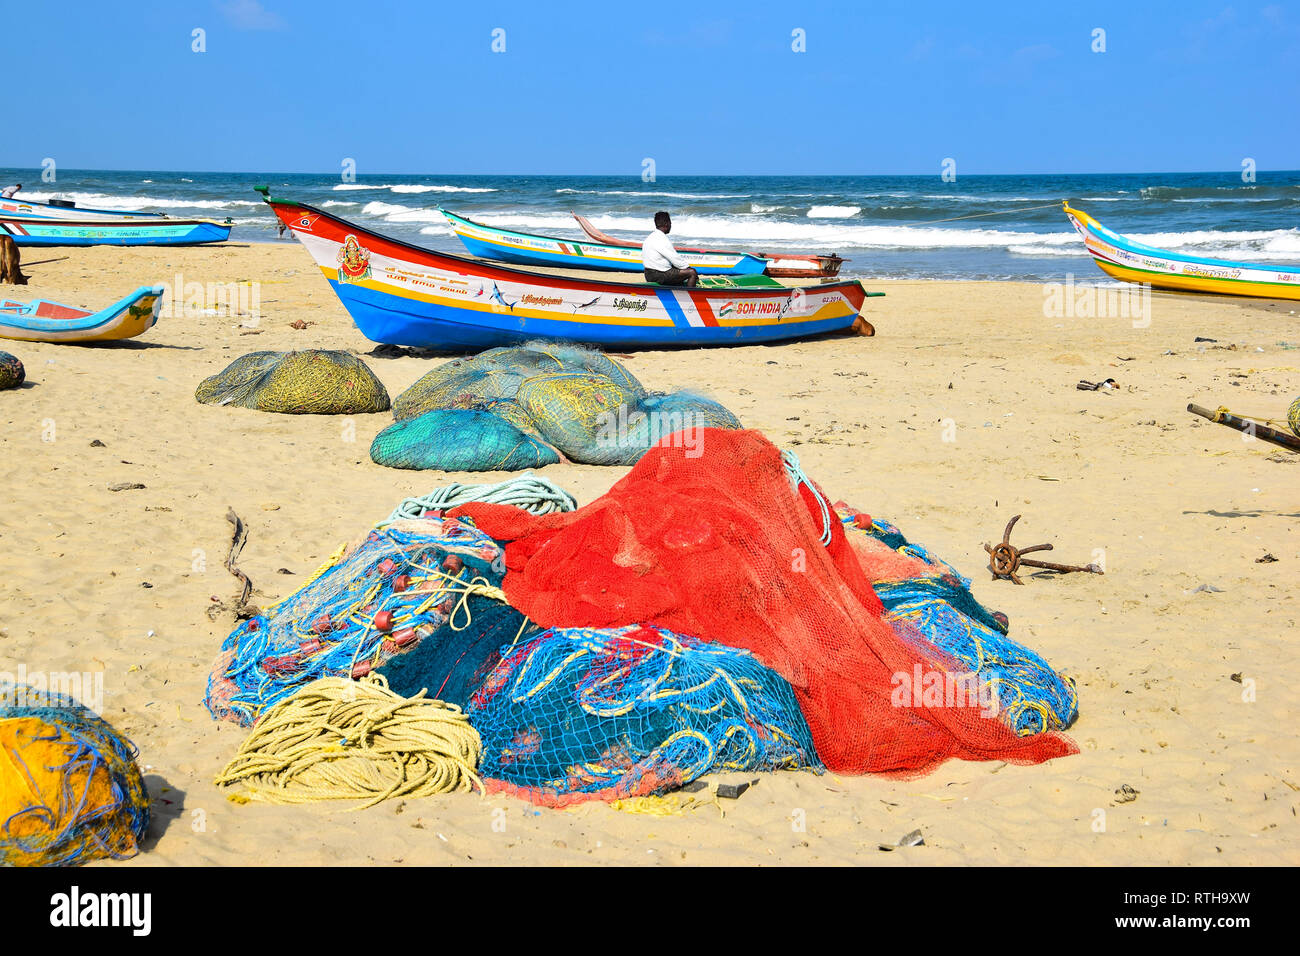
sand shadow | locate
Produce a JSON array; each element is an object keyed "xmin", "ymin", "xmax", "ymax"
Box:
[{"xmin": 141, "ymin": 773, "xmax": 188, "ymax": 853}]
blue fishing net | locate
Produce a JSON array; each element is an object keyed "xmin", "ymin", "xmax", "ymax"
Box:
[
  {"xmin": 467, "ymin": 624, "xmax": 821, "ymax": 806},
  {"xmin": 840, "ymin": 509, "xmax": 1078, "ymax": 735},
  {"xmin": 205, "ymin": 518, "xmax": 512, "ymax": 726},
  {"xmin": 370, "ymin": 409, "xmax": 561, "ymax": 471}
]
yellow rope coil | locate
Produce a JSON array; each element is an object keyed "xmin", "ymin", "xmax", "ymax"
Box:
[{"xmin": 215, "ymin": 674, "xmax": 482, "ymax": 809}]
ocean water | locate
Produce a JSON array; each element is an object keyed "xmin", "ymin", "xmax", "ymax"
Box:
[{"xmin": 2, "ymin": 168, "xmax": 1298, "ymax": 281}]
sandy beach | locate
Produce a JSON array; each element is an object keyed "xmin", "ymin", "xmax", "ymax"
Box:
[{"xmin": 1, "ymin": 241, "xmax": 1296, "ymax": 866}]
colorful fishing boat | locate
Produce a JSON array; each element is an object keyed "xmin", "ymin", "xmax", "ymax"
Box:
[
  {"xmin": 0, "ymin": 286, "xmax": 165, "ymax": 343},
  {"xmin": 0, "ymin": 195, "xmax": 166, "ymax": 221},
  {"xmin": 442, "ymin": 209, "xmax": 768, "ymax": 276},
  {"xmin": 1064, "ymin": 202, "xmax": 1300, "ymax": 301},
  {"xmin": 257, "ymin": 188, "xmax": 878, "ymax": 349},
  {"xmin": 573, "ymin": 214, "xmax": 846, "ymax": 279},
  {"xmin": 0, "ymin": 212, "xmax": 230, "ymax": 247}
]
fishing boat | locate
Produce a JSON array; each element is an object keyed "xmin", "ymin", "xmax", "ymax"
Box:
[
  {"xmin": 573, "ymin": 214, "xmax": 846, "ymax": 279},
  {"xmin": 442, "ymin": 209, "xmax": 768, "ymax": 276},
  {"xmin": 0, "ymin": 286, "xmax": 165, "ymax": 343},
  {"xmin": 1064, "ymin": 202, "xmax": 1300, "ymax": 301},
  {"xmin": 257, "ymin": 188, "xmax": 878, "ymax": 349},
  {"xmin": 0, "ymin": 211, "xmax": 230, "ymax": 247},
  {"xmin": 0, "ymin": 195, "xmax": 166, "ymax": 221}
]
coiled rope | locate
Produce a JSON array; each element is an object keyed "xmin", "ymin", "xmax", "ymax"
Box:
[
  {"xmin": 383, "ymin": 474, "xmax": 577, "ymax": 524},
  {"xmin": 215, "ymin": 674, "xmax": 482, "ymax": 809}
]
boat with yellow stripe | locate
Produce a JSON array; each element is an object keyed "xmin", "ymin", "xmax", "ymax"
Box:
[
  {"xmin": 0, "ymin": 286, "xmax": 165, "ymax": 343},
  {"xmin": 256, "ymin": 188, "xmax": 878, "ymax": 350},
  {"xmin": 441, "ymin": 208, "xmax": 768, "ymax": 276},
  {"xmin": 1064, "ymin": 202, "xmax": 1300, "ymax": 301}
]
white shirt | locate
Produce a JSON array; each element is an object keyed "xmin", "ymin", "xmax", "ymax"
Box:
[
  {"xmin": 642, "ymin": 229, "xmax": 687, "ymax": 271},
  {"xmin": 0, "ymin": 187, "xmax": 18, "ymax": 199}
]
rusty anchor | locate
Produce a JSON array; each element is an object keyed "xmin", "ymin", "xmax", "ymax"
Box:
[{"xmin": 983, "ymin": 514, "xmax": 1104, "ymax": 585}]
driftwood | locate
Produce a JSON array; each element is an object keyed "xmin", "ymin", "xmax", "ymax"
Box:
[
  {"xmin": 1188, "ymin": 403, "xmax": 1300, "ymax": 454},
  {"xmin": 224, "ymin": 508, "xmax": 256, "ymax": 615},
  {"xmin": 0, "ymin": 235, "xmax": 26, "ymax": 285}
]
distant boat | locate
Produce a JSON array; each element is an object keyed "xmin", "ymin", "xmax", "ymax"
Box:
[
  {"xmin": 1064, "ymin": 202, "xmax": 1300, "ymax": 300},
  {"xmin": 0, "ymin": 286, "xmax": 165, "ymax": 343},
  {"xmin": 572, "ymin": 214, "xmax": 846, "ymax": 279},
  {"xmin": 442, "ymin": 208, "xmax": 768, "ymax": 276},
  {"xmin": 0, "ymin": 195, "xmax": 166, "ymax": 221},
  {"xmin": 258, "ymin": 188, "xmax": 878, "ymax": 350},
  {"xmin": 0, "ymin": 212, "xmax": 230, "ymax": 246}
]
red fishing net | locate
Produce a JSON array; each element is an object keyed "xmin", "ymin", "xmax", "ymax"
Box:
[{"xmin": 454, "ymin": 429, "xmax": 1076, "ymax": 776}]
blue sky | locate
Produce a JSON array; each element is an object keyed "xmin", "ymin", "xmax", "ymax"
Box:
[{"xmin": 8, "ymin": 0, "xmax": 1298, "ymax": 175}]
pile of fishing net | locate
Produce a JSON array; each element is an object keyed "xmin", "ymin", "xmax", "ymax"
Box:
[
  {"xmin": 0, "ymin": 351, "xmax": 23, "ymax": 390},
  {"xmin": 452, "ymin": 429, "xmax": 1078, "ymax": 779},
  {"xmin": 370, "ymin": 343, "xmax": 739, "ymax": 471},
  {"xmin": 196, "ymin": 349, "xmax": 391, "ymax": 414},
  {"xmin": 1, "ymin": 683, "xmax": 150, "ymax": 866},
  {"xmin": 206, "ymin": 440, "xmax": 1078, "ymax": 809},
  {"xmin": 837, "ymin": 507, "xmax": 1077, "ymax": 735},
  {"xmin": 203, "ymin": 517, "xmax": 530, "ymax": 727}
]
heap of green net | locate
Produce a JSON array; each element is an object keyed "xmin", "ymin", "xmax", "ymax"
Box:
[
  {"xmin": 371, "ymin": 344, "xmax": 740, "ymax": 471},
  {"xmin": 196, "ymin": 350, "xmax": 391, "ymax": 414}
]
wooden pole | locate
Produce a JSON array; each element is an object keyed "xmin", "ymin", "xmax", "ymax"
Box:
[{"xmin": 1187, "ymin": 403, "xmax": 1300, "ymax": 453}]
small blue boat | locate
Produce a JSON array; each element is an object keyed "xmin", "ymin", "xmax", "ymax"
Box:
[
  {"xmin": 0, "ymin": 207, "xmax": 229, "ymax": 247},
  {"xmin": 0, "ymin": 286, "xmax": 166, "ymax": 343},
  {"xmin": 442, "ymin": 209, "xmax": 768, "ymax": 276},
  {"xmin": 0, "ymin": 195, "xmax": 167, "ymax": 221}
]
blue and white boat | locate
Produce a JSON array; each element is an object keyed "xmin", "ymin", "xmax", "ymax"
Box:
[
  {"xmin": 0, "ymin": 193, "xmax": 229, "ymax": 246},
  {"xmin": 441, "ymin": 208, "xmax": 768, "ymax": 276}
]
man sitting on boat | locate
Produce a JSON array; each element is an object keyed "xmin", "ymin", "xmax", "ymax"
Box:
[
  {"xmin": 642, "ymin": 212, "xmax": 698, "ymax": 287},
  {"xmin": 0, "ymin": 184, "xmax": 21, "ymax": 199}
]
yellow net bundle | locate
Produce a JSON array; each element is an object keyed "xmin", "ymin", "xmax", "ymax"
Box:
[{"xmin": 196, "ymin": 349, "xmax": 391, "ymax": 414}]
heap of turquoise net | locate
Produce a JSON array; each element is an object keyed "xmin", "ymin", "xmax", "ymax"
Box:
[
  {"xmin": 371, "ymin": 343, "xmax": 739, "ymax": 471},
  {"xmin": 467, "ymin": 624, "xmax": 821, "ymax": 806},
  {"xmin": 837, "ymin": 504, "xmax": 1078, "ymax": 735},
  {"xmin": 1, "ymin": 683, "xmax": 150, "ymax": 866}
]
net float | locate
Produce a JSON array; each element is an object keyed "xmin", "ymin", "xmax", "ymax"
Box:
[
  {"xmin": 853, "ymin": 513, "xmax": 872, "ymax": 529},
  {"xmin": 373, "ymin": 609, "xmax": 395, "ymax": 632},
  {"xmin": 381, "ymin": 639, "xmax": 397, "ymax": 656},
  {"xmin": 391, "ymin": 627, "xmax": 418, "ymax": 647},
  {"xmin": 299, "ymin": 638, "xmax": 323, "ymax": 656},
  {"xmin": 420, "ymin": 509, "xmax": 443, "ymax": 519},
  {"xmin": 442, "ymin": 555, "xmax": 464, "ymax": 574},
  {"xmin": 392, "ymin": 574, "xmax": 411, "ymax": 593},
  {"xmin": 311, "ymin": 614, "xmax": 334, "ymax": 634},
  {"xmin": 351, "ymin": 660, "xmax": 373, "ymax": 679},
  {"xmin": 377, "ymin": 558, "xmax": 398, "ymax": 577}
]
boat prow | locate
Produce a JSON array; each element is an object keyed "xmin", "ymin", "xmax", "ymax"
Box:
[
  {"xmin": 1064, "ymin": 201, "xmax": 1300, "ymax": 300},
  {"xmin": 0, "ymin": 286, "xmax": 166, "ymax": 343}
]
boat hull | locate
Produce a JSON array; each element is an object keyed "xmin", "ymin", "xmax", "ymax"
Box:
[
  {"xmin": 262, "ymin": 195, "xmax": 873, "ymax": 350},
  {"xmin": 0, "ymin": 215, "xmax": 230, "ymax": 246},
  {"xmin": 1065, "ymin": 202, "xmax": 1300, "ymax": 301},
  {"xmin": 0, "ymin": 286, "xmax": 165, "ymax": 343},
  {"xmin": 445, "ymin": 210, "xmax": 767, "ymax": 276}
]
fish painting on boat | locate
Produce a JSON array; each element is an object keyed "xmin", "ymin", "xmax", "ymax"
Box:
[
  {"xmin": 0, "ymin": 286, "xmax": 166, "ymax": 343},
  {"xmin": 1064, "ymin": 202, "xmax": 1300, "ymax": 301},
  {"xmin": 442, "ymin": 209, "xmax": 769, "ymax": 276},
  {"xmin": 257, "ymin": 188, "xmax": 878, "ymax": 350}
]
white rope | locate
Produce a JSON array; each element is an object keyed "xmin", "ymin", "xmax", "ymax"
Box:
[{"xmin": 382, "ymin": 473, "xmax": 578, "ymax": 524}]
